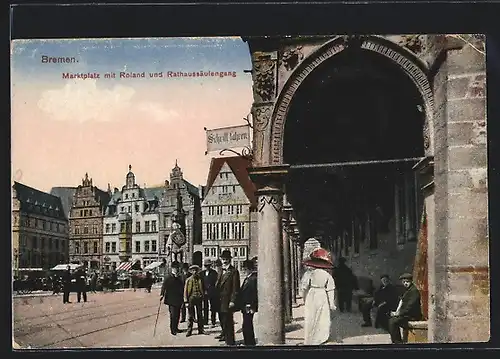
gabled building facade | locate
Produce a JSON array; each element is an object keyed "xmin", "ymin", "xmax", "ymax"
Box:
[
  {"xmin": 67, "ymin": 173, "xmax": 110, "ymax": 270},
  {"xmin": 158, "ymin": 161, "xmax": 202, "ymax": 265},
  {"xmin": 12, "ymin": 182, "xmax": 69, "ymax": 272},
  {"xmin": 102, "ymin": 166, "xmax": 162, "ymax": 271},
  {"xmin": 201, "ymin": 156, "xmax": 258, "ymax": 273}
]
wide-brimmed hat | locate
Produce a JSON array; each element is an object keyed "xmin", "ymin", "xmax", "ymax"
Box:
[
  {"xmin": 399, "ymin": 273, "xmax": 413, "ymax": 280},
  {"xmin": 220, "ymin": 249, "xmax": 232, "ymax": 259},
  {"xmin": 203, "ymin": 258, "xmax": 212, "ymax": 266},
  {"xmin": 302, "ymin": 248, "xmax": 333, "ymax": 269},
  {"xmin": 189, "ymin": 264, "xmax": 200, "ymax": 271}
]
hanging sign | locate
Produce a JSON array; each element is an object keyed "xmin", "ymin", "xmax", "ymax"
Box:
[{"xmin": 205, "ymin": 124, "xmax": 251, "ymax": 153}]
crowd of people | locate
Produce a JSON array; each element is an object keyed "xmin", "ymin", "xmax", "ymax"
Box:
[
  {"xmin": 160, "ymin": 249, "xmax": 258, "ymax": 346},
  {"xmin": 301, "ymin": 248, "xmax": 424, "ymax": 345}
]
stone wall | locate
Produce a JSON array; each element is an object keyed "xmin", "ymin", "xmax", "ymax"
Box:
[{"xmin": 430, "ymin": 36, "xmax": 489, "ymax": 342}]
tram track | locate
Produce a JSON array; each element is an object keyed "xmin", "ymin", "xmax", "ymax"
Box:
[
  {"xmin": 38, "ymin": 306, "xmax": 160, "ymax": 348},
  {"xmin": 14, "ymin": 293, "xmax": 154, "ymax": 322}
]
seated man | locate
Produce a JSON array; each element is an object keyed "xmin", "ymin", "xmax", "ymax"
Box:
[
  {"xmin": 360, "ymin": 274, "xmax": 399, "ymax": 330},
  {"xmin": 388, "ymin": 273, "xmax": 423, "ymax": 344}
]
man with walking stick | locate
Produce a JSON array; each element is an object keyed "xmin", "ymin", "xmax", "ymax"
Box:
[{"xmin": 160, "ymin": 261, "xmax": 184, "ymax": 336}]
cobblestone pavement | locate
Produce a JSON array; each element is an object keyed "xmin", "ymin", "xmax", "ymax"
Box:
[{"xmin": 13, "ymin": 289, "xmax": 390, "ymax": 349}]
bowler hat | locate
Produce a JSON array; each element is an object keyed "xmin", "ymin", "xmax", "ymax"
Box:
[
  {"xmin": 189, "ymin": 264, "xmax": 200, "ymax": 271},
  {"xmin": 171, "ymin": 261, "xmax": 180, "ymax": 269},
  {"xmin": 399, "ymin": 273, "xmax": 413, "ymax": 280},
  {"xmin": 203, "ymin": 258, "xmax": 212, "ymax": 266},
  {"xmin": 241, "ymin": 259, "xmax": 255, "ymax": 271},
  {"xmin": 220, "ymin": 249, "xmax": 232, "ymax": 259},
  {"xmin": 303, "ymin": 248, "xmax": 334, "ymax": 269}
]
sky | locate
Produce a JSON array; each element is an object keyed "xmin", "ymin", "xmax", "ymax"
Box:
[{"xmin": 11, "ymin": 37, "xmax": 254, "ymax": 193}]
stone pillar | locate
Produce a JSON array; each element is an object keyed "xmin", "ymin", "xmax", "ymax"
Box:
[
  {"xmin": 282, "ymin": 223, "xmax": 293, "ymax": 323},
  {"xmin": 430, "ymin": 35, "xmax": 488, "ymax": 342},
  {"xmin": 290, "ymin": 237, "xmax": 297, "ymax": 304},
  {"xmin": 248, "ymin": 165, "xmax": 288, "ymax": 345}
]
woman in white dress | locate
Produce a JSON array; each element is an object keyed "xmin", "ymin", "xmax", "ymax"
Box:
[{"xmin": 301, "ymin": 247, "xmax": 337, "ymax": 345}]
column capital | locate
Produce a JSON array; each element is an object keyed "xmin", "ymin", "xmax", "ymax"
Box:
[{"xmin": 248, "ymin": 164, "xmax": 289, "ymax": 192}]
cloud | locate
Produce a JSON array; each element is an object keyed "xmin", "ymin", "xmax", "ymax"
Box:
[{"xmin": 37, "ymin": 79, "xmax": 178, "ymax": 123}]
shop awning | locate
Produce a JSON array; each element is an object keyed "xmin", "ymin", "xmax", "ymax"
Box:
[
  {"xmin": 116, "ymin": 262, "xmax": 133, "ymax": 271},
  {"xmin": 51, "ymin": 263, "xmax": 81, "ymax": 271},
  {"xmin": 144, "ymin": 261, "xmax": 163, "ymax": 271}
]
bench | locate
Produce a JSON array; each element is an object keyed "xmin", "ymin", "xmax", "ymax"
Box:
[{"xmin": 401, "ymin": 321, "xmax": 428, "ymax": 343}]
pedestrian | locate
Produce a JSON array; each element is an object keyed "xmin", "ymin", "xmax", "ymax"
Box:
[
  {"xmin": 90, "ymin": 271, "xmax": 98, "ymax": 293},
  {"xmin": 184, "ymin": 264, "xmax": 205, "ymax": 337},
  {"xmin": 213, "ymin": 259, "xmax": 223, "ymax": 330},
  {"xmin": 75, "ymin": 267, "xmax": 88, "ymax": 303},
  {"xmin": 388, "ymin": 273, "xmax": 423, "ymax": 344},
  {"xmin": 131, "ymin": 271, "xmax": 138, "ymax": 292},
  {"xmin": 215, "ymin": 250, "xmax": 240, "ymax": 346},
  {"xmin": 160, "ymin": 261, "xmax": 185, "ymax": 336},
  {"xmin": 236, "ymin": 259, "xmax": 258, "ymax": 346},
  {"xmin": 62, "ymin": 265, "xmax": 72, "ymax": 304},
  {"xmin": 200, "ymin": 258, "xmax": 218, "ymax": 327},
  {"xmin": 332, "ymin": 257, "xmax": 358, "ymax": 312},
  {"xmin": 110, "ymin": 267, "xmax": 118, "ymax": 292},
  {"xmin": 360, "ymin": 274, "xmax": 399, "ymax": 330},
  {"xmin": 179, "ymin": 263, "xmax": 190, "ymax": 323},
  {"xmin": 145, "ymin": 271, "xmax": 153, "ymax": 293},
  {"xmin": 300, "ymin": 248, "xmax": 337, "ymax": 345},
  {"xmin": 52, "ymin": 274, "xmax": 61, "ymax": 295}
]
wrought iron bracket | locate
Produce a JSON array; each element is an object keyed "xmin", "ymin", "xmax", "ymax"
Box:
[{"xmin": 219, "ymin": 146, "xmax": 253, "ymax": 160}]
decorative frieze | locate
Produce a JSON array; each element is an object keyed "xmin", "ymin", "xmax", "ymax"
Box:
[{"xmin": 253, "ymin": 53, "xmax": 277, "ymax": 103}]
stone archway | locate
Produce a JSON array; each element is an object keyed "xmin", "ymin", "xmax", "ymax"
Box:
[{"xmin": 269, "ymin": 35, "xmax": 435, "ymax": 166}]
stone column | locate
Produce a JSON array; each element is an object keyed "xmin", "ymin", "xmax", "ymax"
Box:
[
  {"xmin": 430, "ymin": 35, "xmax": 488, "ymax": 342},
  {"xmin": 248, "ymin": 165, "xmax": 288, "ymax": 345},
  {"xmin": 282, "ymin": 222, "xmax": 293, "ymax": 323},
  {"xmin": 290, "ymin": 237, "xmax": 297, "ymax": 304}
]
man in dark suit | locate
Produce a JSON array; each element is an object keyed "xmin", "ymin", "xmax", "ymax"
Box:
[
  {"xmin": 62, "ymin": 265, "xmax": 72, "ymax": 304},
  {"xmin": 333, "ymin": 257, "xmax": 358, "ymax": 312},
  {"xmin": 236, "ymin": 259, "xmax": 258, "ymax": 346},
  {"xmin": 179, "ymin": 262, "xmax": 190, "ymax": 323},
  {"xmin": 388, "ymin": 273, "xmax": 423, "ymax": 344},
  {"xmin": 215, "ymin": 250, "xmax": 240, "ymax": 346},
  {"xmin": 75, "ymin": 267, "xmax": 88, "ymax": 303},
  {"xmin": 360, "ymin": 274, "xmax": 399, "ymax": 330},
  {"xmin": 200, "ymin": 258, "xmax": 218, "ymax": 327},
  {"xmin": 160, "ymin": 261, "xmax": 185, "ymax": 335}
]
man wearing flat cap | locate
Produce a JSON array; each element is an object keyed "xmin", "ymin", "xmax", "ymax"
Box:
[
  {"xmin": 184, "ymin": 264, "xmax": 205, "ymax": 336},
  {"xmin": 388, "ymin": 273, "xmax": 423, "ymax": 344},
  {"xmin": 200, "ymin": 258, "xmax": 218, "ymax": 327},
  {"xmin": 215, "ymin": 249, "xmax": 240, "ymax": 346}
]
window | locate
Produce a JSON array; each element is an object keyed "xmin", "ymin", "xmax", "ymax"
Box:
[
  {"xmin": 145, "ymin": 221, "xmax": 150, "ymax": 232},
  {"xmin": 134, "ymin": 241, "xmax": 140, "ymax": 253},
  {"xmin": 232, "ymin": 185, "xmax": 236, "ymax": 193},
  {"xmin": 220, "ymin": 173, "xmax": 223, "ymax": 179},
  {"xmin": 222, "ymin": 223, "xmax": 228, "ymax": 239},
  {"xmin": 152, "ymin": 240, "xmax": 157, "ymax": 253},
  {"xmin": 120, "ymin": 223, "xmax": 126, "ymax": 232},
  {"xmin": 233, "ymin": 248, "xmax": 238, "ymax": 258},
  {"xmin": 50, "ymin": 222, "xmax": 53, "ymax": 231},
  {"xmin": 42, "ymin": 220, "xmax": 47, "ymax": 230},
  {"xmin": 35, "ymin": 218, "xmax": 39, "ymax": 227},
  {"xmin": 55, "ymin": 239, "xmax": 59, "ymax": 250},
  {"xmin": 144, "ymin": 241, "xmax": 150, "ymax": 252},
  {"xmin": 125, "ymin": 194, "xmax": 128, "ymax": 199},
  {"xmin": 89, "ymin": 210, "xmax": 93, "ymax": 216},
  {"xmin": 111, "ymin": 242, "xmax": 117, "ymax": 253},
  {"xmin": 80, "ymin": 210, "xmax": 83, "ymax": 217},
  {"xmin": 105, "ymin": 242, "xmax": 110, "ymax": 253},
  {"xmin": 84, "ymin": 242, "xmax": 88, "ymax": 254},
  {"xmin": 41, "ymin": 237, "xmax": 45, "ymax": 248},
  {"xmin": 111, "ymin": 223, "xmax": 116, "ymax": 232},
  {"xmin": 128, "ymin": 206, "xmax": 131, "ymax": 213},
  {"xmin": 121, "ymin": 206, "xmax": 125, "ymax": 213},
  {"xmin": 93, "ymin": 225, "xmax": 98, "ymax": 234},
  {"xmin": 152, "ymin": 220, "xmax": 157, "ymax": 232},
  {"xmin": 84, "ymin": 209, "xmax": 88, "ymax": 216},
  {"xmin": 210, "ymin": 248, "xmax": 217, "ymax": 257},
  {"xmin": 48, "ymin": 238, "xmax": 53, "ymax": 250},
  {"xmin": 75, "ymin": 227, "xmax": 80, "ymax": 235},
  {"xmin": 136, "ymin": 221, "xmax": 141, "ymax": 232},
  {"xmin": 132, "ymin": 193, "xmax": 136, "ymax": 198},
  {"xmin": 75, "ymin": 242, "xmax": 80, "ymax": 254},
  {"xmin": 204, "ymin": 248, "xmax": 210, "ymax": 257},
  {"xmin": 93, "ymin": 241, "xmax": 98, "ymax": 254},
  {"xmin": 135, "ymin": 205, "xmax": 140, "ymax": 212},
  {"xmin": 84, "ymin": 226, "xmax": 89, "ymax": 234},
  {"xmin": 239, "ymin": 247, "xmax": 246, "ymax": 257}
]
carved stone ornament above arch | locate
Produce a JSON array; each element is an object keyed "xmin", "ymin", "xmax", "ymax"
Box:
[{"xmin": 268, "ymin": 35, "xmax": 436, "ymax": 166}]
